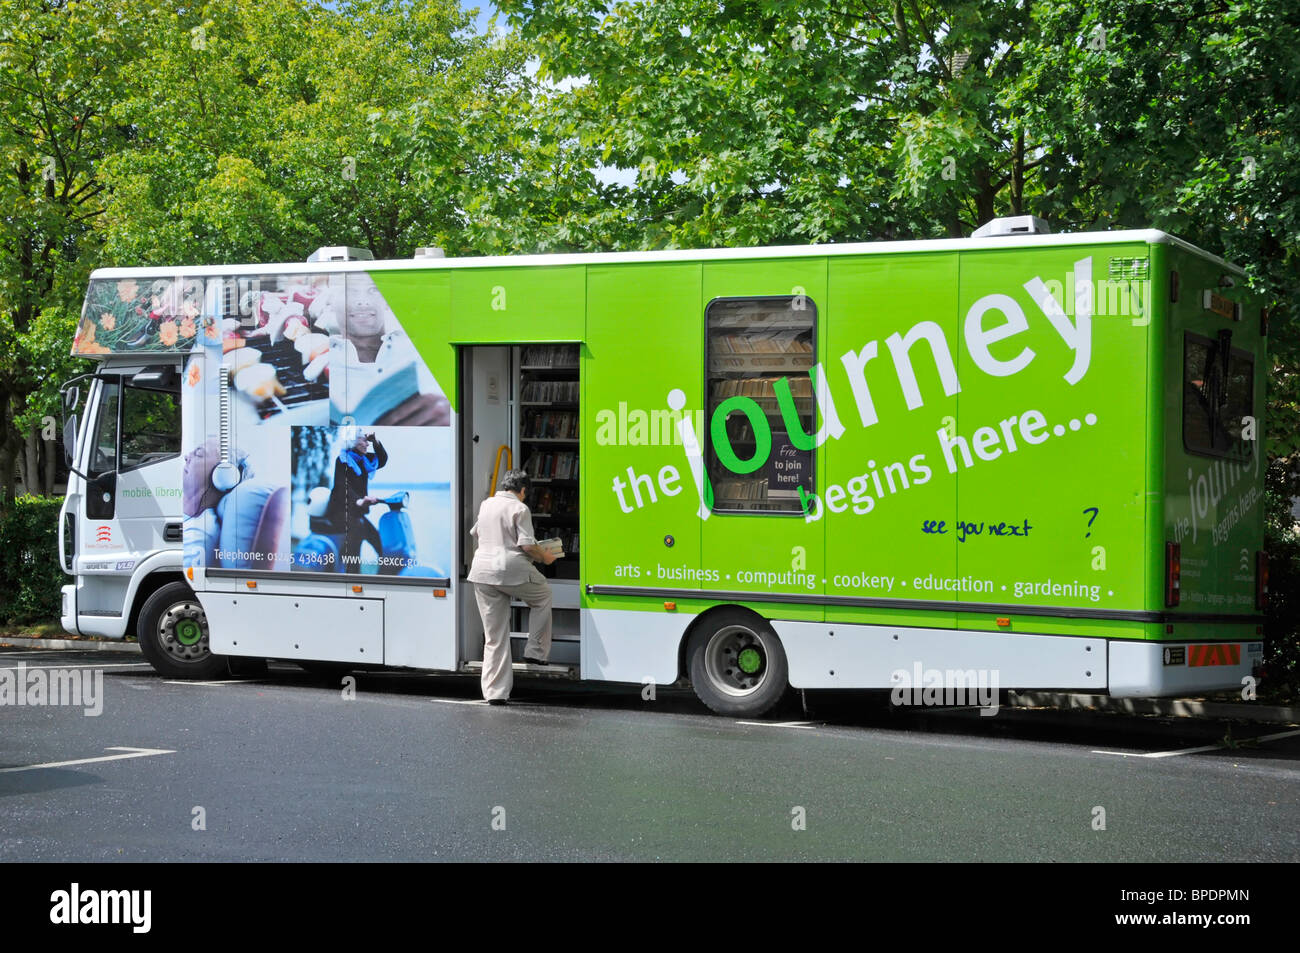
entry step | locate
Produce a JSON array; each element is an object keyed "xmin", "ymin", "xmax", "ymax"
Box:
[
  {"xmin": 508, "ymin": 631, "xmax": 580, "ymax": 643},
  {"xmin": 462, "ymin": 660, "xmax": 577, "ymax": 678}
]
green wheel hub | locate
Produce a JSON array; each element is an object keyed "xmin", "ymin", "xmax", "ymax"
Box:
[
  {"xmin": 701, "ymin": 623, "xmax": 772, "ymax": 698},
  {"xmin": 158, "ymin": 600, "xmax": 210, "ymax": 662},
  {"xmin": 736, "ymin": 646, "xmax": 763, "ymax": 674},
  {"xmin": 175, "ymin": 618, "xmax": 203, "ymax": 646}
]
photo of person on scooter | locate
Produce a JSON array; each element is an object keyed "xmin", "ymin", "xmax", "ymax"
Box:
[
  {"xmin": 327, "ymin": 426, "xmax": 388, "ymax": 568},
  {"xmin": 290, "ymin": 423, "xmax": 451, "ymax": 577}
]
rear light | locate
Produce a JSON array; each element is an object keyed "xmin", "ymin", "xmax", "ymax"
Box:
[
  {"xmin": 1165, "ymin": 542, "xmax": 1181, "ymax": 607},
  {"xmin": 1260, "ymin": 307, "xmax": 1269, "ymax": 337},
  {"xmin": 1170, "ymin": 270, "xmax": 1180, "ymax": 303},
  {"xmin": 1256, "ymin": 551, "xmax": 1269, "ymax": 610}
]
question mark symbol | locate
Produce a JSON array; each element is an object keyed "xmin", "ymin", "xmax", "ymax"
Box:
[{"xmin": 1082, "ymin": 507, "xmax": 1099, "ymax": 537}]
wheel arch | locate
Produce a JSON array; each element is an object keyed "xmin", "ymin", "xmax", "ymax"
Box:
[{"xmin": 127, "ymin": 569, "xmax": 188, "ymax": 640}]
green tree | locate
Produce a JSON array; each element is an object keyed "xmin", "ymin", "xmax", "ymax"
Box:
[
  {"xmin": 0, "ymin": 0, "xmax": 149, "ymax": 498},
  {"xmin": 99, "ymin": 0, "xmax": 547, "ymax": 262},
  {"xmin": 500, "ymin": 0, "xmax": 1298, "ymax": 434}
]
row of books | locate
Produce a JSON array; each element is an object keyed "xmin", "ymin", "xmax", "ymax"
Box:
[
  {"xmin": 710, "ymin": 307, "xmax": 812, "ymax": 329},
  {"xmin": 524, "ymin": 450, "xmax": 579, "ymax": 480},
  {"xmin": 714, "ymin": 478, "xmax": 769, "ymax": 501},
  {"xmin": 711, "ymin": 331, "xmax": 813, "ymax": 355},
  {"xmin": 532, "ymin": 486, "xmax": 577, "ymax": 515},
  {"xmin": 521, "ymin": 345, "xmax": 578, "ymax": 367},
  {"xmin": 710, "ymin": 376, "xmax": 815, "ymax": 399},
  {"xmin": 522, "ymin": 411, "xmax": 579, "ymax": 439},
  {"xmin": 521, "ymin": 379, "xmax": 579, "ymax": 402}
]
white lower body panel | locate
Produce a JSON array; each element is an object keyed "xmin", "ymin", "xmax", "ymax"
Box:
[
  {"xmin": 201, "ymin": 592, "xmax": 384, "ymax": 664},
  {"xmin": 380, "ymin": 587, "xmax": 457, "ymax": 671},
  {"xmin": 581, "ymin": 608, "xmax": 682, "ymax": 685},
  {"xmin": 1109, "ymin": 640, "xmax": 1262, "ymax": 697},
  {"xmin": 774, "ymin": 621, "xmax": 1106, "ymax": 690},
  {"xmin": 578, "ymin": 609, "xmax": 1112, "ymax": 692}
]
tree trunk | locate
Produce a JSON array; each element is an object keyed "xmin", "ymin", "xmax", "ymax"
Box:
[
  {"xmin": 974, "ymin": 165, "xmax": 997, "ymax": 228},
  {"xmin": 23, "ymin": 428, "xmax": 39, "ymax": 495},
  {"xmin": 0, "ymin": 445, "xmax": 14, "ymax": 504},
  {"xmin": 0, "ymin": 392, "xmax": 14, "ymax": 503},
  {"xmin": 44, "ymin": 438, "xmax": 56, "ymax": 496},
  {"xmin": 1011, "ymin": 129, "xmax": 1025, "ymax": 216}
]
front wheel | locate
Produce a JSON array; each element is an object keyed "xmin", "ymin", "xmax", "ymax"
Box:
[
  {"xmin": 687, "ymin": 610, "xmax": 789, "ymax": 717},
  {"xmin": 137, "ymin": 582, "xmax": 228, "ymax": 679}
]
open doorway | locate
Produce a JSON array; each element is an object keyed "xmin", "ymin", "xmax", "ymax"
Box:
[{"xmin": 458, "ymin": 345, "xmax": 581, "ymax": 672}]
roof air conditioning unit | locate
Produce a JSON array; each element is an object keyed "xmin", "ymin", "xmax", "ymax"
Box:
[
  {"xmin": 413, "ymin": 247, "xmax": 446, "ymax": 259},
  {"xmin": 306, "ymin": 246, "xmax": 375, "ymax": 262},
  {"xmin": 971, "ymin": 215, "xmax": 1051, "ymax": 238}
]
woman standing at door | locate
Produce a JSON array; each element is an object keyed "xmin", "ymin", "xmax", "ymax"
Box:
[{"xmin": 468, "ymin": 469, "xmax": 559, "ymax": 705}]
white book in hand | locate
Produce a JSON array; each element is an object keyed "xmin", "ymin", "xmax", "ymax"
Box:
[{"xmin": 537, "ymin": 537, "xmax": 565, "ymax": 557}]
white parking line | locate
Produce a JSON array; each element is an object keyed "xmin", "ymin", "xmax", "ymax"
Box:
[
  {"xmin": 0, "ymin": 662, "xmax": 149, "ymax": 671},
  {"xmin": 737, "ymin": 720, "xmax": 817, "ymax": 729},
  {"xmin": 0, "ymin": 746, "xmax": 175, "ymax": 774},
  {"xmin": 1094, "ymin": 728, "xmax": 1300, "ymax": 758},
  {"xmin": 162, "ymin": 680, "xmax": 238, "ymax": 687}
]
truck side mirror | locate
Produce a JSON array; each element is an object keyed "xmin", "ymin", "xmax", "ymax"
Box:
[
  {"xmin": 61, "ymin": 385, "xmax": 81, "ymax": 468},
  {"xmin": 63, "ymin": 413, "xmax": 78, "ymax": 468}
]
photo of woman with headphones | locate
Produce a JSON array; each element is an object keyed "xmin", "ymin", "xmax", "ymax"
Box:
[{"xmin": 181, "ymin": 435, "xmax": 290, "ymax": 571}]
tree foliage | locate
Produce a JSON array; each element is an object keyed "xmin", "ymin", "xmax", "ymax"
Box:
[
  {"xmin": 0, "ymin": 0, "xmax": 151, "ymax": 496},
  {"xmin": 0, "ymin": 0, "xmax": 549, "ymax": 497},
  {"xmin": 98, "ymin": 0, "xmax": 545, "ymax": 262},
  {"xmin": 498, "ymin": 0, "xmax": 1299, "ymax": 449}
]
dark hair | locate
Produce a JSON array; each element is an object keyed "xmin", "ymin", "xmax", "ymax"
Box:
[{"xmin": 499, "ymin": 469, "xmax": 530, "ymax": 493}]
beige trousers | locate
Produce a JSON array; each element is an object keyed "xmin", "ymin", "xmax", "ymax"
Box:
[{"xmin": 474, "ymin": 569, "xmax": 552, "ymax": 701}]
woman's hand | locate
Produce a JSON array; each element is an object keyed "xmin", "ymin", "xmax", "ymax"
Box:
[{"xmin": 523, "ymin": 544, "xmax": 560, "ymax": 565}]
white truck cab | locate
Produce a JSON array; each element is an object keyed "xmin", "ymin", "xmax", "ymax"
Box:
[{"xmin": 59, "ymin": 358, "xmax": 223, "ymax": 676}]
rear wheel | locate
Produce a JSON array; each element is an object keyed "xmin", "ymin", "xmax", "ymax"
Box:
[
  {"xmin": 687, "ymin": 610, "xmax": 789, "ymax": 717},
  {"xmin": 137, "ymin": 581, "xmax": 228, "ymax": 679}
]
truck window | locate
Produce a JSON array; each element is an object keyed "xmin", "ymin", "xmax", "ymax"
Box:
[
  {"xmin": 120, "ymin": 384, "xmax": 181, "ymax": 471},
  {"xmin": 706, "ymin": 295, "xmax": 817, "ymax": 513},
  {"xmin": 1183, "ymin": 332, "xmax": 1253, "ymax": 458}
]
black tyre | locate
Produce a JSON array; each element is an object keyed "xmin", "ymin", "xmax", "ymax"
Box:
[
  {"xmin": 137, "ymin": 581, "xmax": 228, "ymax": 679},
  {"xmin": 687, "ymin": 609, "xmax": 789, "ymax": 717}
]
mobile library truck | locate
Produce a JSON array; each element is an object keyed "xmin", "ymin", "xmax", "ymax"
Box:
[{"xmin": 58, "ymin": 218, "xmax": 1267, "ymax": 716}]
